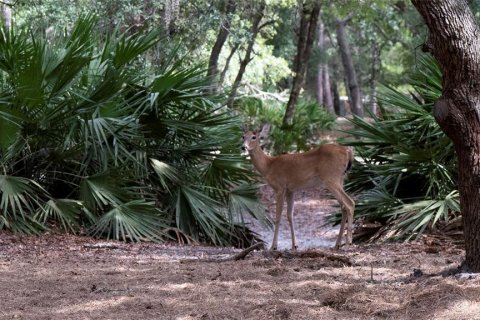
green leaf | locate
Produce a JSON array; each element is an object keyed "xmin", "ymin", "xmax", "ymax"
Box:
[{"xmin": 88, "ymin": 200, "xmax": 168, "ymax": 242}]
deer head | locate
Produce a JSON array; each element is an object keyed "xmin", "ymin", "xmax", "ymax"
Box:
[{"xmin": 241, "ymin": 124, "xmax": 271, "ymax": 153}]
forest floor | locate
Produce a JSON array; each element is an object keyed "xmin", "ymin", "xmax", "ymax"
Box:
[{"xmin": 2, "ymin": 119, "xmax": 480, "ymax": 320}]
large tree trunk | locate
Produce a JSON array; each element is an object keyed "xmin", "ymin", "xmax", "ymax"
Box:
[
  {"xmin": 227, "ymin": 1, "xmax": 266, "ymax": 108},
  {"xmin": 207, "ymin": 0, "xmax": 236, "ymax": 93},
  {"xmin": 336, "ymin": 16, "xmax": 363, "ymax": 117},
  {"xmin": 412, "ymin": 0, "xmax": 480, "ymax": 272},
  {"xmin": 282, "ymin": 1, "xmax": 321, "ymax": 127}
]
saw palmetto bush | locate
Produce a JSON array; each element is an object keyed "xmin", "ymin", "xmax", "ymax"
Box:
[
  {"xmin": 0, "ymin": 16, "xmax": 266, "ymax": 247},
  {"xmin": 342, "ymin": 55, "xmax": 459, "ymax": 240}
]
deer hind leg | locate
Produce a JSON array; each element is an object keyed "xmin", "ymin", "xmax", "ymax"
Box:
[
  {"xmin": 335, "ymin": 207, "xmax": 348, "ymax": 249},
  {"xmin": 271, "ymin": 190, "xmax": 285, "ymax": 251},
  {"xmin": 286, "ymin": 191, "xmax": 297, "ymax": 250},
  {"xmin": 326, "ymin": 181, "xmax": 355, "ymax": 249}
]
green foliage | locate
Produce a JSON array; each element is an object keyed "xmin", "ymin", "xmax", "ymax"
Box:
[
  {"xmin": 342, "ymin": 55, "xmax": 458, "ymax": 240},
  {"xmin": 236, "ymin": 97, "xmax": 335, "ymax": 154},
  {"xmin": 0, "ymin": 16, "xmax": 266, "ymax": 247}
]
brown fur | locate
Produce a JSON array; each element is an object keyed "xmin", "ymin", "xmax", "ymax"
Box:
[{"xmin": 242, "ymin": 126, "xmax": 355, "ymax": 250}]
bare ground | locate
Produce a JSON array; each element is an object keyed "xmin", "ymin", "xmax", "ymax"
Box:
[{"xmin": 1, "ymin": 191, "xmax": 479, "ymax": 320}]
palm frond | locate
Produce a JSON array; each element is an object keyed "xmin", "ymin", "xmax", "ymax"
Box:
[
  {"xmin": 35, "ymin": 199, "xmax": 91, "ymax": 233},
  {"xmin": 88, "ymin": 200, "xmax": 168, "ymax": 242}
]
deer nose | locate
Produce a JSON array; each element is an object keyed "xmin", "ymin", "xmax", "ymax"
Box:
[{"xmin": 241, "ymin": 146, "xmax": 246, "ymax": 151}]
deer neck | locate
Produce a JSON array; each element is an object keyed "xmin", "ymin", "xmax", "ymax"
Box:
[{"xmin": 248, "ymin": 146, "xmax": 271, "ymax": 175}]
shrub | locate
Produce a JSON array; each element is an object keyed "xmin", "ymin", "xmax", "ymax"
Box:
[{"xmin": 341, "ymin": 55, "xmax": 459, "ymax": 240}]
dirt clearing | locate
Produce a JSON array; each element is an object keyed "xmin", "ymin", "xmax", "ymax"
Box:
[{"xmin": 1, "ymin": 230, "xmax": 479, "ymax": 320}]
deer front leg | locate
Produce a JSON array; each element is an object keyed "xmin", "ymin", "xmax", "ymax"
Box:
[
  {"xmin": 270, "ymin": 190, "xmax": 285, "ymax": 251},
  {"xmin": 286, "ymin": 191, "xmax": 297, "ymax": 250}
]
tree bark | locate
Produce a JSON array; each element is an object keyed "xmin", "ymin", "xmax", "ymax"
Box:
[
  {"xmin": 227, "ymin": 1, "xmax": 266, "ymax": 108},
  {"xmin": 207, "ymin": 0, "xmax": 236, "ymax": 93},
  {"xmin": 323, "ymin": 63, "xmax": 334, "ymax": 113},
  {"xmin": 1, "ymin": 0, "xmax": 11, "ymax": 29},
  {"xmin": 316, "ymin": 20, "xmax": 325, "ymax": 107},
  {"xmin": 315, "ymin": 17, "xmax": 334, "ymax": 114},
  {"xmin": 282, "ymin": 1, "xmax": 321, "ymax": 128},
  {"xmin": 370, "ymin": 38, "xmax": 380, "ymax": 116},
  {"xmin": 332, "ymin": 77, "xmax": 344, "ymax": 116},
  {"xmin": 336, "ymin": 16, "xmax": 363, "ymax": 117},
  {"xmin": 331, "ymin": 61, "xmax": 344, "ymax": 116},
  {"xmin": 412, "ymin": 0, "xmax": 480, "ymax": 272},
  {"xmin": 219, "ymin": 42, "xmax": 239, "ymax": 87},
  {"xmin": 162, "ymin": 0, "xmax": 180, "ymax": 37}
]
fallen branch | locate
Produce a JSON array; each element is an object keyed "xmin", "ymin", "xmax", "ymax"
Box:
[
  {"xmin": 180, "ymin": 242, "xmax": 263, "ymax": 263},
  {"xmin": 263, "ymin": 249, "xmax": 353, "ymax": 266}
]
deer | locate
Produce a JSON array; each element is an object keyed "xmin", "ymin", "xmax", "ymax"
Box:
[{"xmin": 241, "ymin": 124, "xmax": 355, "ymax": 250}]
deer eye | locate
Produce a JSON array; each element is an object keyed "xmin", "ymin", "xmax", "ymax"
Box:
[
  {"xmin": 252, "ymin": 135, "xmax": 256, "ymax": 140},
  {"xmin": 242, "ymin": 135, "xmax": 244, "ymax": 140}
]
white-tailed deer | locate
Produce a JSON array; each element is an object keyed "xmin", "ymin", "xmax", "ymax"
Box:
[{"xmin": 242, "ymin": 124, "xmax": 354, "ymax": 250}]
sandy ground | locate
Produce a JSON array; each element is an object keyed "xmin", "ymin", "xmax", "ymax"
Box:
[{"xmin": 1, "ymin": 190, "xmax": 479, "ymax": 320}]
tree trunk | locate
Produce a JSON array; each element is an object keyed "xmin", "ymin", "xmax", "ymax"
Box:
[
  {"xmin": 323, "ymin": 64, "xmax": 334, "ymax": 113},
  {"xmin": 336, "ymin": 16, "xmax": 363, "ymax": 117},
  {"xmin": 162, "ymin": 0, "xmax": 180, "ymax": 37},
  {"xmin": 1, "ymin": 1, "xmax": 11, "ymax": 29},
  {"xmin": 316, "ymin": 20, "xmax": 325, "ymax": 107},
  {"xmin": 219, "ymin": 42, "xmax": 240, "ymax": 87},
  {"xmin": 207, "ymin": 0, "xmax": 236, "ymax": 93},
  {"xmin": 332, "ymin": 78, "xmax": 344, "ymax": 116},
  {"xmin": 315, "ymin": 17, "xmax": 334, "ymax": 114},
  {"xmin": 331, "ymin": 61, "xmax": 344, "ymax": 116},
  {"xmin": 227, "ymin": 1, "xmax": 266, "ymax": 108},
  {"xmin": 282, "ymin": 1, "xmax": 321, "ymax": 128},
  {"xmin": 412, "ymin": 0, "xmax": 480, "ymax": 272},
  {"xmin": 370, "ymin": 38, "xmax": 380, "ymax": 116}
]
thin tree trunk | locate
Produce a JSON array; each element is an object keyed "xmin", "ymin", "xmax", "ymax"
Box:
[
  {"xmin": 163, "ymin": 0, "xmax": 180, "ymax": 37},
  {"xmin": 1, "ymin": 1, "xmax": 11, "ymax": 29},
  {"xmin": 330, "ymin": 60, "xmax": 344, "ymax": 116},
  {"xmin": 412, "ymin": 0, "xmax": 480, "ymax": 272},
  {"xmin": 207, "ymin": 0, "xmax": 236, "ymax": 93},
  {"xmin": 282, "ymin": 1, "xmax": 321, "ymax": 127},
  {"xmin": 336, "ymin": 16, "xmax": 363, "ymax": 117},
  {"xmin": 370, "ymin": 38, "xmax": 380, "ymax": 116},
  {"xmin": 227, "ymin": 1, "xmax": 266, "ymax": 108},
  {"xmin": 332, "ymin": 78, "xmax": 344, "ymax": 116},
  {"xmin": 219, "ymin": 42, "xmax": 240, "ymax": 87},
  {"xmin": 323, "ymin": 64, "xmax": 334, "ymax": 113},
  {"xmin": 316, "ymin": 20, "xmax": 325, "ymax": 107},
  {"xmin": 315, "ymin": 16, "xmax": 334, "ymax": 114}
]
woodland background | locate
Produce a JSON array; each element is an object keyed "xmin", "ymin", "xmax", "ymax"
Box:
[{"xmin": 0, "ymin": 0, "xmax": 473, "ymax": 247}]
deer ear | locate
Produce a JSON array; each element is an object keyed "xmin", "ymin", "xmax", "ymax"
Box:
[
  {"xmin": 259, "ymin": 123, "xmax": 271, "ymax": 136},
  {"xmin": 241, "ymin": 124, "xmax": 248, "ymax": 133}
]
